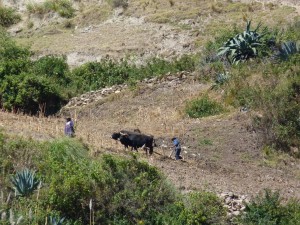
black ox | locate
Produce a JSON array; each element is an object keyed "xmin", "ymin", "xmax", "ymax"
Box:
[{"xmin": 111, "ymin": 130, "xmax": 155, "ymax": 155}]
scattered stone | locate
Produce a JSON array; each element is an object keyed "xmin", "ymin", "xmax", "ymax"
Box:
[{"xmin": 218, "ymin": 192, "xmax": 250, "ymax": 218}]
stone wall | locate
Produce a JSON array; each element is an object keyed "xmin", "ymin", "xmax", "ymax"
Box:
[{"xmin": 63, "ymin": 71, "xmax": 196, "ymax": 109}]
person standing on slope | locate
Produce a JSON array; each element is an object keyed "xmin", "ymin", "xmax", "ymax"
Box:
[
  {"xmin": 65, "ymin": 117, "xmax": 75, "ymax": 137},
  {"xmin": 171, "ymin": 137, "xmax": 182, "ymax": 160}
]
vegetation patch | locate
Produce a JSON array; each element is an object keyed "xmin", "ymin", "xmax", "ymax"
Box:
[
  {"xmin": 201, "ymin": 19, "xmax": 300, "ymax": 156},
  {"xmin": 185, "ymin": 95, "xmax": 225, "ymax": 118},
  {"xmin": 26, "ymin": 0, "xmax": 75, "ymax": 18},
  {"xmin": 237, "ymin": 189, "xmax": 300, "ymax": 225},
  {"xmin": 0, "ymin": 27, "xmax": 197, "ymax": 115},
  {"xmin": 0, "ymin": 6, "xmax": 21, "ymax": 27},
  {"xmin": 0, "ymin": 132, "xmax": 228, "ymax": 224}
]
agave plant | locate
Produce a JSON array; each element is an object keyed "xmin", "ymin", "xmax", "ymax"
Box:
[
  {"xmin": 276, "ymin": 41, "xmax": 299, "ymax": 61},
  {"xmin": 48, "ymin": 215, "xmax": 65, "ymax": 225},
  {"xmin": 10, "ymin": 168, "xmax": 41, "ymax": 197},
  {"xmin": 211, "ymin": 72, "xmax": 230, "ymax": 90},
  {"xmin": 218, "ymin": 21, "xmax": 267, "ymax": 64}
]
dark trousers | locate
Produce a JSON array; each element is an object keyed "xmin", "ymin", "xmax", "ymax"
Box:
[{"xmin": 175, "ymin": 147, "xmax": 182, "ymax": 160}]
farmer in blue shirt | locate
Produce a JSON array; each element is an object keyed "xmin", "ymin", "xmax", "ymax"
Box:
[
  {"xmin": 64, "ymin": 117, "xmax": 75, "ymax": 137},
  {"xmin": 171, "ymin": 137, "xmax": 182, "ymax": 160}
]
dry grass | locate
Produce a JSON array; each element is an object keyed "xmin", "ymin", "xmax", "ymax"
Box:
[
  {"xmin": 0, "ymin": 111, "xmax": 63, "ymax": 140},
  {"xmin": 0, "ymin": 79, "xmax": 210, "ymax": 157},
  {"xmin": 74, "ymin": 3, "xmax": 112, "ymax": 27},
  {"xmin": 14, "ymin": 0, "xmax": 298, "ymax": 64}
]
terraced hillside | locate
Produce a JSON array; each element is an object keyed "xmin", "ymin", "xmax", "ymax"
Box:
[{"xmin": 1, "ymin": 0, "xmax": 300, "ymax": 203}]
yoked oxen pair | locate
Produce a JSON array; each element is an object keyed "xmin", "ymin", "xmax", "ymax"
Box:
[{"xmin": 111, "ymin": 130, "xmax": 155, "ymax": 155}]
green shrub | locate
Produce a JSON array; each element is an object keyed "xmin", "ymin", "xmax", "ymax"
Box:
[
  {"xmin": 31, "ymin": 55, "xmax": 70, "ymax": 83},
  {"xmin": 0, "ymin": 135, "xmax": 44, "ymax": 191},
  {"xmin": 97, "ymin": 154, "xmax": 177, "ymax": 224},
  {"xmin": 71, "ymin": 58, "xmax": 134, "ymax": 92},
  {"xmin": 37, "ymin": 139, "xmax": 93, "ymax": 221},
  {"xmin": 199, "ymin": 25, "xmax": 239, "ymax": 82},
  {"xmin": 71, "ymin": 55, "xmax": 196, "ymax": 93},
  {"xmin": 154, "ymin": 192, "xmax": 226, "ymax": 225},
  {"xmin": 26, "ymin": 0, "xmax": 75, "ymax": 18},
  {"xmin": 0, "ymin": 6, "xmax": 21, "ymax": 27},
  {"xmin": 34, "ymin": 140, "xmax": 179, "ymax": 224},
  {"xmin": 26, "ymin": 2, "xmax": 49, "ymax": 15},
  {"xmin": 181, "ymin": 191, "xmax": 226, "ymax": 225},
  {"xmin": 50, "ymin": 0, "xmax": 75, "ymax": 18},
  {"xmin": 0, "ymin": 40, "xmax": 31, "ymax": 78},
  {"xmin": 0, "ymin": 74, "xmax": 65, "ymax": 115},
  {"xmin": 208, "ymin": 20, "xmax": 300, "ymax": 153},
  {"xmin": 239, "ymin": 189, "xmax": 300, "ymax": 225},
  {"xmin": 185, "ymin": 95, "xmax": 225, "ymax": 118}
]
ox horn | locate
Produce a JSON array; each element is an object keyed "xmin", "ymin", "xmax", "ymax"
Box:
[{"xmin": 120, "ymin": 131, "xmax": 127, "ymax": 136}]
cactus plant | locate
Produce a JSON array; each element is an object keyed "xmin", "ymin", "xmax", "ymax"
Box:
[
  {"xmin": 277, "ymin": 41, "xmax": 299, "ymax": 61},
  {"xmin": 218, "ymin": 21, "xmax": 266, "ymax": 64},
  {"xmin": 48, "ymin": 215, "xmax": 65, "ymax": 225},
  {"xmin": 10, "ymin": 168, "xmax": 40, "ymax": 197},
  {"xmin": 211, "ymin": 72, "xmax": 230, "ymax": 90}
]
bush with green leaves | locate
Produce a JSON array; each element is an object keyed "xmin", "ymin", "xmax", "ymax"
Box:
[
  {"xmin": 0, "ymin": 74, "xmax": 66, "ymax": 115},
  {"xmin": 10, "ymin": 169, "xmax": 40, "ymax": 197},
  {"xmin": 0, "ymin": 32, "xmax": 69, "ymax": 115},
  {"xmin": 185, "ymin": 95, "xmax": 225, "ymax": 118},
  {"xmin": 31, "ymin": 55, "xmax": 69, "ymax": 79},
  {"xmin": 180, "ymin": 191, "xmax": 226, "ymax": 225},
  {"xmin": 238, "ymin": 189, "xmax": 300, "ymax": 225},
  {"xmin": 45, "ymin": 0, "xmax": 75, "ymax": 18},
  {"xmin": 154, "ymin": 191, "xmax": 226, "ymax": 225},
  {"xmin": 0, "ymin": 6, "xmax": 21, "ymax": 27},
  {"xmin": 31, "ymin": 139, "xmax": 176, "ymax": 224},
  {"xmin": 0, "ymin": 40, "xmax": 31, "ymax": 79},
  {"xmin": 218, "ymin": 21, "xmax": 268, "ymax": 64},
  {"xmin": 71, "ymin": 55, "xmax": 196, "ymax": 93}
]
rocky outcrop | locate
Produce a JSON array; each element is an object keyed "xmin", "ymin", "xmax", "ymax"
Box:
[{"xmin": 63, "ymin": 71, "xmax": 196, "ymax": 109}]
